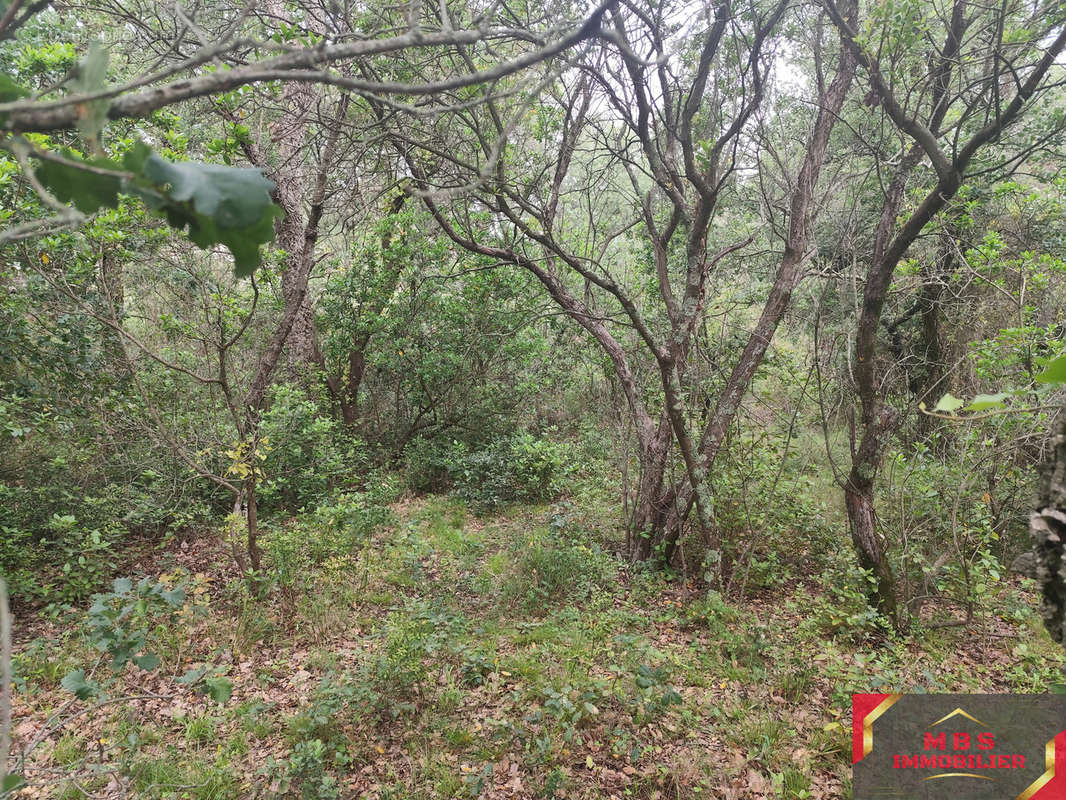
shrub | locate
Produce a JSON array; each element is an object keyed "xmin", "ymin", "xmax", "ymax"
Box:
[
  {"xmin": 258, "ymin": 384, "xmax": 366, "ymax": 512},
  {"xmin": 403, "ymin": 432, "xmax": 576, "ymax": 511},
  {"xmin": 263, "ymin": 490, "xmax": 393, "ymax": 595},
  {"xmin": 272, "ymin": 739, "xmax": 340, "ymax": 800},
  {"xmin": 402, "ymin": 437, "xmax": 459, "ymax": 493},
  {"xmin": 878, "ymin": 434, "xmax": 1023, "ymax": 623},
  {"xmin": 454, "ymin": 432, "xmax": 576, "ymax": 511},
  {"xmin": 0, "ymin": 485, "xmax": 130, "ymax": 605},
  {"xmin": 504, "ymin": 522, "xmax": 617, "ymax": 612}
]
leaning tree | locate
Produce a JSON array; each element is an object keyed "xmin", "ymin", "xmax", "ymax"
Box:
[{"xmin": 820, "ymin": 0, "xmax": 1066, "ymax": 623}]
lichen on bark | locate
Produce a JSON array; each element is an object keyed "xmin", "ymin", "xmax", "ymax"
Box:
[{"xmin": 1030, "ymin": 406, "xmax": 1066, "ymax": 646}]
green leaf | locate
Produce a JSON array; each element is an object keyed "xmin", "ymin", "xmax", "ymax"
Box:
[
  {"xmin": 60, "ymin": 669, "xmax": 101, "ymax": 700},
  {"xmin": 161, "ymin": 586, "xmax": 185, "ymax": 607},
  {"xmin": 2, "ymin": 773, "xmax": 27, "ymax": 796},
  {"xmin": 35, "ymin": 151, "xmax": 123, "ymax": 214},
  {"xmin": 1050, "ymin": 683, "xmax": 1066, "ymax": 694},
  {"xmin": 127, "ymin": 149, "xmax": 281, "ymax": 276},
  {"xmin": 141, "ymin": 155, "xmax": 275, "ymax": 229},
  {"xmin": 68, "ymin": 41, "xmax": 110, "ymax": 144},
  {"xmin": 0, "ymin": 72, "xmax": 29, "ymax": 103},
  {"xmin": 661, "ymin": 688, "xmax": 682, "ymax": 705},
  {"xmin": 0, "ymin": 68, "xmax": 28, "ymax": 129},
  {"xmin": 176, "ymin": 666, "xmax": 208, "ymax": 685},
  {"xmin": 182, "ymin": 201, "xmax": 281, "ymax": 278},
  {"xmin": 112, "ymin": 576, "xmax": 133, "ymax": 595},
  {"xmin": 966, "ymin": 392, "xmax": 1010, "ymax": 411},
  {"xmin": 203, "ymin": 676, "xmax": 233, "ymax": 704},
  {"xmin": 132, "ymin": 653, "xmax": 160, "ymax": 670},
  {"xmin": 933, "ymin": 393, "xmax": 965, "ymax": 413},
  {"xmin": 1035, "ymin": 354, "xmax": 1066, "ymax": 384}
]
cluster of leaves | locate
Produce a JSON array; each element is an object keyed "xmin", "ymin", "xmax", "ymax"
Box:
[
  {"xmin": 56, "ymin": 574, "xmax": 234, "ymax": 707},
  {"xmin": 930, "ymin": 349, "xmax": 1066, "ymax": 415},
  {"xmin": 34, "ymin": 141, "xmax": 280, "ymax": 275},
  {"xmin": 257, "ymin": 384, "xmax": 369, "ymax": 511},
  {"xmin": 0, "ymin": 490, "xmax": 124, "ymax": 606},
  {"xmin": 505, "ymin": 522, "xmax": 617, "ymax": 613},
  {"xmin": 527, "ymin": 661, "xmax": 682, "ymax": 747},
  {"xmin": 407, "ymin": 432, "xmax": 576, "ymax": 512},
  {"xmin": 3, "ymin": 40, "xmax": 281, "ymax": 274},
  {"xmin": 263, "ymin": 489, "xmax": 393, "ymax": 597},
  {"xmin": 60, "ymin": 576, "xmax": 185, "ymax": 699}
]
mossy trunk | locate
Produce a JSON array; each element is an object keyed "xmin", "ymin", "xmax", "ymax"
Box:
[{"xmin": 1030, "ymin": 403, "xmax": 1066, "ymax": 647}]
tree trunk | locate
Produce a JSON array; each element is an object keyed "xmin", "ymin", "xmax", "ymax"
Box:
[
  {"xmin": 1031, "ymin": 403, "xmax": 1066, "ymax": 647},
  {"xmin": 339, "ymin": 348, "xmax": 365, "ymax": 426},
  {"xmin": 628, "ymin": 421, "xmax": 674, "ymax": 561},
  {"xmin": 271, "ymin": 77, "xmax": 320, "ymax": 373},
  {"xmin": 653, "ymin": 18, "xmax": 859, "ymax": 558},
  {"xmin": 97, "ymin": 247, "xmax": 124, "ymax": 363},
  {"xmin": 246, "ymin": 475, "xmax": 261, "ymax": 572},
  {"xmin": 913, "ymin": 230, "xmax": 954, "ymax": 443},
  {"xmin": 251, "ymin": 0, "xmax": 323, "ymax": 373},
  {"xmin": 244, "ymin": 95, "xmax": 349, "ymax": 416},
  {"xmin": 844, "ymin": 468, "xmax": 898, "ymax": 622}
]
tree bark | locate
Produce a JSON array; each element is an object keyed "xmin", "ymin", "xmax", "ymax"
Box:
[
  {"xmin": 911, "ymin": 227, "xmax": 955, "ymax": 443},
  {"xmin": 825, "ymin": 0, "xmax": 1066, "ymax": 622},
  {"xmin": 1031, "ymin": 404, "xmax": 1066, "ymax": 647},
  {"xmin": 244, "ymin": 94, "xmax": 349, "ymax": 415},
  {"xmin": 271, "ymin": 78, "xmax": 320, "ymax": 371},
  {"xmin": 628, "ymin": 418, "xmax": 674, "ymax": 561},
  {"xmin": 246, "ymin": 475, "xmax": 261, "ymax": 572}
]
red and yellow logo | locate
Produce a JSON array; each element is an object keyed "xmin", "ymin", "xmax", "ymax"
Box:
[{"xmin": 853, "ymin": 693, "xmax": 1066, "ymax": 799}]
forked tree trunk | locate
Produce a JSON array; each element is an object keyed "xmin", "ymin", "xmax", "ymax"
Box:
[
  {"xmin": 825, "ymin": 0, "xmax": 1066, "ymax": 626},
  {"xmin": 628, "ymin": 421, "xmax": 674, "ymax": 561},
  {"xmin": 652, "ymin": 14, "xmax": 859, "ymax": 565},
  {"xmin": 1031, "ymin": 402, "xmax": 1066, "ymax": 647},
  {"xmin": 844, "ymin": 468, "xmax": 898, "ymax": 622}
]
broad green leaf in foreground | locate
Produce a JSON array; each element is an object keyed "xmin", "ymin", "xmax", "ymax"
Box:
[
  {"xmin": 35, "ymin": 151, "xmax": 123, "ymax": 213},
  {"xmin": 126, "ymin": 144, "xmax": 282, "ymax": 277},
  {"xmin": 0, "ymin": 72, "xmax": 28, "ymax": 102},
  {"xmin": 2, "ymin": 774, "xmax": 27, "ymax": 797},
  {"xmin": 965, "ymin": 392, "xmax": 1012, "ymax": 411},
  {"xmin": 60, "ymin": 669, "xmax": 102, "ymax": 700},
  {"xmin": 933, "ymin": 393, "xmax": 965, "ymax": 413},
  {"xmin": 67, "ymin": 42, "xmax": 110, "ymax": 145},
  {"xmin": 30, "ymin": 141, "xmax": 281, "ymax": 275},
  {"xmin": 1035, "ymin": 353, "xmax": 1066, "ymax": 385}
]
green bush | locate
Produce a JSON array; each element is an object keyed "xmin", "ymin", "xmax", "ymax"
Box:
[
  {"xmin": 456, "ymin": 432, "xmax": 576, "ymax": 511},
  {"xmin": 273, "ymin": 739, "xmax": 340, "ymax": 800},
  {"xmin": 0, "ymin": 485, "xmax": 129, "ymax": 605},
  {"xmin": 402, "ymin": 437, "xmax": 458, "ymax": 493},
  {"xmin": 258, "ymin": 384, "xmax": 366, "ymax": 512},
  {"xmin": 504, "ymin": 521, "xmax": 617, "ymax": 612},
  {"xmin": 263, "ymin": 490, "xmax": 393, "ymax": 594},
  {"xmin": 879, "ymin": 434, "xmax": 1023, "ymax": 622},
  {"xmin": 404, "ymin": 432, "xmax": 575, "ymax": 510},
  {"xmin": 0, "ymin": 469, "xmax": 215, "ymax": 606}
]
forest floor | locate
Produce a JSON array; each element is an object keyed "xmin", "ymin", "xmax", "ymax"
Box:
[{"xmin": 8, "ymin": 494, "xmax": 1066, "ymax": 800}]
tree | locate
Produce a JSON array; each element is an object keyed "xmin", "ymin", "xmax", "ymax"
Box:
[
  {"xmin": 823, "ymin": 0, "xmax": 1066, "ymax": 623},
  {"xmin": 0, "ymin": 0, "xmax": 615, "ymax": 264},
  {"xmin": 397, "ymin": 0, "xmax": 859, "ymax": 573}
]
